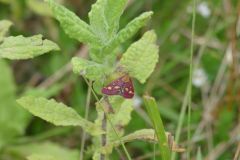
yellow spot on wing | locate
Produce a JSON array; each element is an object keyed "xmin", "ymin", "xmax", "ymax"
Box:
[
  {"xmin": 107, "ymin": 86, "xmax": 112, "ymax": 90},
  {"xmin": 125, "ymin": 88, "xmax": 129, "ymax": 91},
  {"xmin": 114, "ymin": 86, "xmax": 120, "ymax": 89}
]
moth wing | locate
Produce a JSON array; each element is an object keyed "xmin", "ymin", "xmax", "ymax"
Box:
[
  {"xmin": 101, "ymin": 78, "xmax": 122, "ymax": 95},
  {"xmin": 121, "ymin": 78, "xmax": 134, "ymax": 99}
]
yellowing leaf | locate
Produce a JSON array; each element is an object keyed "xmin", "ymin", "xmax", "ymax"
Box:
[
  {"xmin": 0, "ymin": 20, "xmax": 12, "ymax": 42},
  {"xmin": 17, "ymin": 96, "xmax": 103, "ymax": 136},
  {"xmin": 120, "ymin": 30, "xmax": 159, "ymax": 83},
  {"xmin": 0, "ymin": 35, "xmax": 59, "ymax": 60},
  {"xmin": 45, "ymin": 0, "xmax": 101, "ymax": 47}
]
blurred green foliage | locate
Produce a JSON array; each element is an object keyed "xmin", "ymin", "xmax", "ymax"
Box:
[{"xmin": 0, "ymin": 0, "xmax": 239, "ymax": 160}]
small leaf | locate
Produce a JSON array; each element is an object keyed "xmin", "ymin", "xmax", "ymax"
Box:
[
  {"xmin": 103, "ymin": 12, "xmax": 153, "ymax": 54},
  {"xmin": 45, "ymin": 0, "xmax": 101, "ymax": 47},
  {"xmin": 89, "ymin": 0, "xmax": 108, "ymax": 43},
  {"xmin": 0, "ymin": 20, "xmax": 12, "ymax": 42},
  {"xmin": 89, "ymin": 0, "xmax": 127, "ymax": 42},
  {"xmin": 6, "ymin": 142, "xmax": 78, "ymax": 160},
  {"xmin": 0, "ymin": 35, "xmax": 59, "ymax": 60},
  {"xmin": 17, "ymin": 96, "xmax": 103, "ymax": 136},
  {"xmin": 27, "ymin": 154, "xmax": 57, "ymax": 160},
  {"xmin": 105, "ymin": 0, "xmax": 127, "ymax": 37},
  {"xmin": 120, "ymin": 30, "xmax": 159, "ymax": 83},
  {"xmin": 71, "ymin": 57, "xmax": 111, "ymax": 81}
]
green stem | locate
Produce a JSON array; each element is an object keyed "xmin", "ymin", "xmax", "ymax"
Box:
[
  {"xmin": 187, "ymin": 0, "xmax": 196, "ymax": 159},
  {"xmin": 83, "ymin": 77, "xmax": 132, "ymax": 160},
  {"xmin": 80, "ymin": 81, "xmax": 92, "ymax": 160}
]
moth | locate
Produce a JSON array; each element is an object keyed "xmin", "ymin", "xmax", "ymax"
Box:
[{"xmin": 101, "ymin": 75, "xmax": 134, "ymax": 99}]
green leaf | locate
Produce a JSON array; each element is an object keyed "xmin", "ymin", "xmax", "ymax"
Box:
[
  {"xmin": 89, "ymin": 0, "xmax": 127, "ymax": 42},
  {"xmin": 45, "ymin": 0, "xmax": 101, "ymax": 47},
  {"xmin": 0, "ymin": 20, "xmax": 12, "ymax": 42},
  {"xmin": 28, "ymin": 154, "xmax": 57, "ymax": 160},
  {"xmin": 103, "ymin": 12, "xmax": 153, "ymax": 54},
  {"xmin": 17, "ymin": 96, "xmax": 103, "ymax": 136},
  {"xmin": 0, "ymin": 35, "xmax": 59, "ymax": 60},
  {"xmin": 0, "ymin": 59, "xmax": 30, "ymax": 148},
  {"xmin": 6, "ymin": 142, "xmax": 78, "ymax": 160},
  {"xmin": 120, "ymin": 30, "xmax": 159, "ymax": 83},
  {"xmin": 71, "ymin": 57, "xmax": 111, "ymax": 81},
  {"xmin": 143, "ymin": 96, "xmax": 171, "ymax": 160}
]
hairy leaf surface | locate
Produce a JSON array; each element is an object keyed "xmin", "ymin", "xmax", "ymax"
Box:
[
  {"xmin": 120, "ymin": 30, "xmax": 159, "ymax": 83},
  {"xmin": 0, "ymin": 35, "xmax": 59, "ymax": 60},
  {"xmin": 17, "ymin": 96, "xmax": 103, "ymax": 136}
]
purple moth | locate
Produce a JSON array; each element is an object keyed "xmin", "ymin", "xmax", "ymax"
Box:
[{"xmin": 101, "ymin": 75, "xmax": 134, "ymax": 99}]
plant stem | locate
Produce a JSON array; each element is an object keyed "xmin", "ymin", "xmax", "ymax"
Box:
[
  {"xmin": 100, "ymin": 112, "xmax": 107, "ymax": 160},
  {"xmin": 80, "ymin": 81, "xmax": 92, "ymax": 160},
  {"xmin": 187, "ymin": 0, "xmax": 196, "ymax": 159}
]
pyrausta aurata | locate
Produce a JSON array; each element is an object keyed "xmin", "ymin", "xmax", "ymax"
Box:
[{"xmin": 101, "ymin": 74, "xmax": 134, "ymax": 99}]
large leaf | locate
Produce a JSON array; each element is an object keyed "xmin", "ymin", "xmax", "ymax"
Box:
[
  {"xmin": 6, "ymin": 142, "xmax": 78, "ymax": 160},
  {"xmin": 0, "ymin": 35, "xmax": 59, "ymax": 60},
  {"xmin": 89, "ymin": 0, "xmax": 127, "ymax": 42},
  {"xmin": 0, "ymin": 59, "xmax": 30, "ymax": 148},
  {"xmin": 120, "ymin": 30, "xmax": 159, "ymax": 83},
  {"xmin": 71, "ymin": 57, "xmax": 111, "ymax": 81},
  {"xmin": 103, "ymin": 11, "xmax": 153, "ymax": 54},
  {"xmin": 0, "ymin": 20, "xmax": 12, "ymax": 42},
  {"xmin": 17, "ymin": 96, "xmax": 103, "ymax": 136},
  {"xmin": 45, "ymin": 0, "xmax": 101, "ymax": 47}
]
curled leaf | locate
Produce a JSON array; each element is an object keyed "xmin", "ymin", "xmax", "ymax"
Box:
[{"xmin": 0, "ymin": 35, "xmax": 59, "ymax": 60}]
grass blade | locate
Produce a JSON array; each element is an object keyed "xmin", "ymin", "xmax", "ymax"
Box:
[{"xmin": 143, "ymin": 96, "xmax": 171, "ymax": 160}]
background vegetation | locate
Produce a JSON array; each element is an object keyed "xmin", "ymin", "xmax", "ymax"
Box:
[{"xmin": 0, "ymin": 0, "xmax": 239, "ymax": 159}]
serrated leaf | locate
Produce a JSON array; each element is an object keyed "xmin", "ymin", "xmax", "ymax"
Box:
[
  {"xmin": 6, "ymin": 142, "xmax": 78, "ymax": 160},
  {"xmin": 17, "ymin": 96, "xmax": 103, "ymax": 136},
  {"xmin": 0, "ymin": 35, "xmax": 59, "ymax": 60},
  {"xmin": 45, "ymin": 0, "xmax": 101, "ymax": 47},
  {"xmin": 89, "ymin": 0, "xmax": 127, "ymax": 42},
  {"xmin": 0, "ymin": 59, "xmax": 30, "ymax": 148},
  {"xmin": 103, "ymin": 12, "xmax": 153, "ymax": 54},
  {"xmin": 71, "ymin": 57, "xmax": 111, "ymax": 80},
  {"xmin": 0, "ymin": 20, "xmax": 12, "ymax": 42},
  {"xmin": 89, "ymin": 0, "xmax": 108, "ymax": 43},
  {"xmin": 105, "ymin": 0, "xmax": 127, "ymax": 36},
  {"xmin": 120, "ymin": 30, "xmax": 159, "ymax": 83},
  {"xmin": 27, "ymin": 154, "xmax": 57, "ymax": 160}
]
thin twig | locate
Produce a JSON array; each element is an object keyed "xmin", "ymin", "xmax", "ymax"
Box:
[
  {"xmin": 80, "ymin": 81, "xmax": 92, "ymax": 160},
  {"xmin": 187, "ymin": 0, "xmax": 196, "ymax": 159}
]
